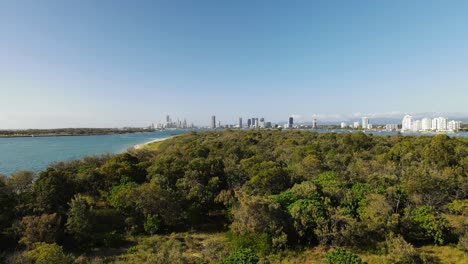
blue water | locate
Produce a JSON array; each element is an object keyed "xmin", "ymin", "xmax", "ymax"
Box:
[
  {"xmin": 0, "ymin": 130, "xmax": 191, "ymax": 175},
  {"xmin": 1, "ymin": 129, "xmax": 467, "ymax": 175}
]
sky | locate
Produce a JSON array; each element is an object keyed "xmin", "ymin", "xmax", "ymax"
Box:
[{"xmin": 1, "ymin": 0, "xmax": 468, "ymax": 128}]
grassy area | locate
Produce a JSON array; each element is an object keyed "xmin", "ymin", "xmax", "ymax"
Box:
[
  {"xmin": 419, "ymin": 245, "xmax": 467, "ymax": 264},
  {"xmin": 140, "ymin": 140, "xmax": 165, "ymax": 151},
  {"xmin": 72, "ymin": 233, "xmax": 467, "ymax": 263}
]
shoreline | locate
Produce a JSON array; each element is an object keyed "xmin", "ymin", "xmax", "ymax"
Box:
[{"xmin": 133, "ymin": 136, "xmax": 173, "ymax": 149}]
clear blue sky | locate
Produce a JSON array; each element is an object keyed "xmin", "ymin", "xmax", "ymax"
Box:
[{"xmin": 1, "ymin": 0, "xmax": 467, "ymax": 128}]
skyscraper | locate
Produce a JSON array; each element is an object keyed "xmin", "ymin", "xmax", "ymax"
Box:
[
  {"xmin": 238, "ymin": 117, "xmax": 243, "ymax": 128},
  {"xmin": 421, "ymin": 118, "xmax": 432, "ymax": 131},
  {"xmin": 401, "ymin": 115, "xmax": 413, "ymax": 132},
  {"xmin": 211, "ymin": 115, "xmax": 216, "ymax": 129},
  {"xmin": 362, "ymin": 117, "xmax": 369, "ymax": 130},
  {"xmin": 312, "ymin": 119, "xmax": 318, "ymax": 129},
  {"xmin": 247, "ymin": 119, "xmax": 252, "ymax": 128},
  {"xmin": 288, "ymin": 116, "xmax": 293, "ymax": 128}
]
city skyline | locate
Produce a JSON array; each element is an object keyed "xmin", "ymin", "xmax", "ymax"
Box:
[{"xmin": 2, "ymin": 1, "xmax": 468, "ymax": 129}]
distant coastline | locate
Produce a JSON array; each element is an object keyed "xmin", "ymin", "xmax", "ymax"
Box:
[{"xmin": 0, "ymin": 128, "xmax": 157, "ymax": 138}]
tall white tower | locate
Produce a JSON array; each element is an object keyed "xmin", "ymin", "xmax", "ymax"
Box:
[
  {"xmin": 362, "ymin": 117, "xmax": 369, "ymax": 130},
  {"xmin": 401, "ymin": 115, "xmax": 413, "ymax": 132}
]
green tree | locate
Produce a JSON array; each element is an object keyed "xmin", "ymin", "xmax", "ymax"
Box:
[
  {"xmin": 31, "ymin": 168, "xmax": 76, "ymax": 214},
  {"xmin": 7, "ymin": 170, "xmax": 35, "ymax": 193},
  {"xmin": 288, "ymin": 197, "xmax": 326, "ymax": 243},
  {"xmin": 98, "ymin": 153, "xmax": 146, "ymax": 189},
  {"xmin": 403, "ymin": 206, "xmax": 449, "ymax": 245},
  {"xmin": 19, "ymin": 213, "xmax": 61, "ymax": 246},
  {"xmin": 244, "ymin": 161, "xmax": 291, "ymax": 195},
  {"xmin": 65, "ymin": 194, "xmax": 94, "ymax": 244}
]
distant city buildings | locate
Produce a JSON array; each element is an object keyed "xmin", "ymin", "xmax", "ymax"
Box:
[
  {"xmin": 211, "ymin": 115, "xmax": 216, "ymax": 129},
  {"xmin": 156, "ymin": 114, "xmax": 192, "ymax": 129},
  {"xmin": 401, "ymin": 115, "xmax": 462, "ymax": 132},
  {"xmin": 386, "ymin": 124, "xmax": 399, "ymax": 131},
  {"xmin": 288, "ymin": 116, "xmax": 294, "ymax": 128},
  {"xmin": 198, "ymin": 113, "xmax": 463, "ymax": 133},
  {"xmin": 362, "ymin": 117, "xmax": 369, "ymax": 130}
]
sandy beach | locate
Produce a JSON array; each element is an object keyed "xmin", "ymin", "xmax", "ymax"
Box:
[{"xmin": 133, "ymin": 136, "xmax": 173, "ymax": 149}]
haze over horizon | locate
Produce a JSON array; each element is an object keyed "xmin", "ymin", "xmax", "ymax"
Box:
[{"xmin": 1, "ymin": 1, "xmax": 468, "ymax": 129}]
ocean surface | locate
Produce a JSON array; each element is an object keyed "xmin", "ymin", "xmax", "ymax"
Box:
[
  {"xmin": 0, "ymin": 129, "xmax": 467, "ymax": 175},
  {"xmin": 0, "ymin": 130, "xmax": 191, "ymax": 175}
]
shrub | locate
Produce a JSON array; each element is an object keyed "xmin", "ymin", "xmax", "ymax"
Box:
[
  {"xmin": 226, "ymin": 231, "xmax": 271, "ymax": 255},
  {"xmin": 325, "ymin": 248, "xmax": 365, "ymax": 264},
  {"xmin": 403, "ymin": 206, "xmax": 449, "ymax": 245},
  {"xmin": 19, "ymin": 213, "xmax": 61, "ymax": 246},
  {"xmin": 220, "ymin": 248, "xmax": 259, "ymax": 264},
  {"xmin": 102, "ymin": 231, "xmax": 124, "ymax": 248},
  {"xmin": 18, "ymin": 242, "xmax": 73, "ymax": 264},
  {"xmin": 144, "ymin": 214, "xmax": 161, "ymax": 235},
  {"xmin": 458, "ymin": 233, "xmax": 468, "ymax": 252},
  {"xmin": 385, "ymin": 234, "xmax": 422, "ymax": 264}
]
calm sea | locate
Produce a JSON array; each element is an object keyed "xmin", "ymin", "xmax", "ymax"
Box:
[
  {"xmin": 0, "ymin": 129, "xmax": 467, "ymax": 175},
  {"xmin": 0, "ymin": 130, "xmax": 191, "ymax": 175}
]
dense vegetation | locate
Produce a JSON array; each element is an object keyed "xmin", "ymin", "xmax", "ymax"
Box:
[
  {"xmin": 0, "ymin": 130, "xmax": 467, "ymax": 263},
  {"xmin": 0, "ymin": 127, "xmax": 154, "ymax": 137}
]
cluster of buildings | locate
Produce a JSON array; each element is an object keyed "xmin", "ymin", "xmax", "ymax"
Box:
[
  {"xmin": 211, "ymin": 116, "xmax": 274, "ymax": 129},
  {"xmin": 206, "ymin": 114, "xmax": 463, "ymax": 133},
  {"xmin": 210, "ymin": 116, "xmax": 319, "ymax": 129},
  {"xmin": 401, "ymin": 115, "xmax": 462, "ymax": 132},
  {"xmin": 155, "ymin": 115, "xmax": 195, "ymax": 129},
  {"xmin": 340, "ymin": 117, "xmax": 373, "ymax": 130}
]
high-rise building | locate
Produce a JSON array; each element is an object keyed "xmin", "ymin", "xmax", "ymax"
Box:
[
  {"xmin": 412, "ymin": 120, "xmax": 422, "ymax": 132},
  {"xmin": 211, "ymin": 115, "xmax": 216, "ymax": 129},
  {"xmin": 288, "ymin": 116, "xmax": 294, "ymax": 128},
  {"xmin": 386, "ymin": 124, "xmax": 398, "ymax": 131},
  {"xmin": 362, "ymin": 117, "xmax": 369, "ymax": 130},
  {"xmin": 437, "ymin": 117, "xmax": 448, "ymax": 131},
  {"xmin": 421, "ymin": 118, "xmax": 432, "ymax": 131},
  {"xmin": 259, "ymin": 118, "xmax": 265, "ymax": 128},
  {"xmin": 401, "ymin": 115, "xmax": 413, "ymax": 132},
  {"xmin": 265, "ymin": 122, "xmax": 272, "ymax": 128},
  {"xmin": 353, "ymin": 122, "xmax": 360, "ymax": 129},
  {"xmin": 238, "ymin": 117, "xmax": 243, "ymax": 128},
  {"xmin": 340, "ymin": 122, "xmax": 347, "ymax": 129},
  {"xmin": 431, "ymin": 118, "xmax": 439, "ymax": 131},
  {"xmin": 448, "ymin": 120, "xmax": 462, "ymax": 132},
  {"xmin": 247, "ymin": 119, "xmax": 252, "ymax": 128},
  {"xmin": 312, "ymin": 119, "xmax": 318, "ymax": 129}
]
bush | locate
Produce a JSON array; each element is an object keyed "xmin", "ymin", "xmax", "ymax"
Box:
[
  {"xmin": 458, "ymin": 233, "xmax": 468, "ymax": 252},
  {"xmin": 226, "ymin": 231, "xmax": 271, "ymax": 255},
  {"xmin": 102, "ymin": 231, "xmax": 124, "ymax": 248},
  {"xmin": 220, "ymin": 248, "xmax": 259, "ymax": 264},
  {"xmin": 325, "ymin": 248, "xmax": 365, "ymax": 264},
  {"xmin": 403, "ymin": 206, "xmax": 449, "ymax": 245},
  {"xmin": 385, "ymin": 234, "xmax": 422, "ymax": 264},
  {"xmin": 18, "ymin": 242, "xmax": 73, "ymax": 264},
  {"xmin": 144, "ymin": 214, "xmax": 161, "ymax": 235}
]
